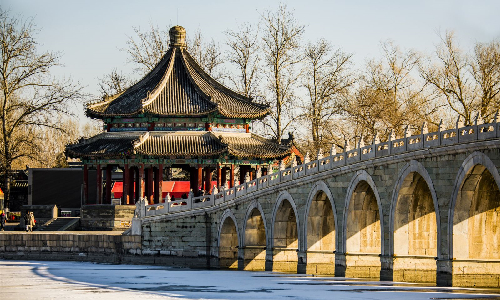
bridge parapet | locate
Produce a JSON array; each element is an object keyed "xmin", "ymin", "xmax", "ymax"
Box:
[{"xmin": 141, "ymin": 118, "xmax": 500, "ymax": 219}]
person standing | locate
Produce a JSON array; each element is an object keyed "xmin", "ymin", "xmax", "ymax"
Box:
[
  {"xmin": 0, "ymin": 211, "xmax": 6, "ymax": 231},
  {"xmin": 29, "ymin": 212, "xmax": 35, "ymax": 232},
  {"xmin": 24, "ymin": 212, "xmax": 30, "ymax": 232}
]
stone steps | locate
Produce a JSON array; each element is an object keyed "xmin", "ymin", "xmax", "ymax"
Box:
[{"xmin": 36, "ymin": 217, "xmax": 79, "ymax": 231}]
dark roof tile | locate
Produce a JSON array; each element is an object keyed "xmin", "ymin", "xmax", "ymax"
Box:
[
  {"xmin": 87, "ymin": 27, "xmax": 269, "ymax": 119},
  {"xmin": 135, "ymin": 132, "xmax": 225, "ymax": 156}
]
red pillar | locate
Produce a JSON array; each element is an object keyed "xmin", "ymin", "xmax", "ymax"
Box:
[
  {"xmin": 197, "ymin": 166, "xmax": 203, "ymax": 194},
  {"xmin": 230, "ymin": 164, "xmax": 235, "ymax": 188},
  {"xmin": 155, "ymin": 164, "xmax": 163, "ymax": 203},
  {"xmin": 153, "ymin": 167, "xmax": 159, "ymax": 204},
  {"xmin": 105, "ymin": 166, "xmax": 112, "ymax": 204},
  {"xmin": 221, "ymin": 167, "xmax": 227, "ymax": 188},
  {"xmin": 133, "ymin": 167, "xmax": 139, "ymax": 203},
  {"xmin": 83, "ymin": 164, "xmax": 89, "ymax": 205},
  {"xmin": 159, "ymin": 164, "xmax": 163, "ymax": 202},
  {"xmin": 189, "ymin": 167, "xmax": 197, "ymax": 196},
  {"xmin": 146, "ymin": 167, "xmax": 154, "ymax": 204},
  {"xmin": 239, "ymin": 165, "xmax": 246, "ymax": 184},
  {"xmin": 217, "ymin": 164, "xmax": 222, "ymax": 188},
  {"xmin": 138, "ymin": 164, "xmax": 144, "ymax": 201},
  {"xmin": 96, "ymin": 164, "xmax": 102, "ymax": 204},
  {"xmin": 204, "ymin": 167, "xmax": 212, "ymax": 193},
  {"xmin": 123, "ymin": 164, "xmax": 129, "ymax": 205}
]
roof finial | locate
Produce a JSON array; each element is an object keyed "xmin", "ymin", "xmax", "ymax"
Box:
[{"xmin": 169, "ymin": 26, "xmax": 186, "ymax": 48}]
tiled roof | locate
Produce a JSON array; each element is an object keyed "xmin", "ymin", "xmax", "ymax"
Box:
[
  {"xmin": 181, "ymin": 51, "xmax": 270, "ymax": 118},
  {"xmin": 66, "ymin": 132, "xmax": 144, "ymax": 158},
  {"xmin": 66, "ymin": 131, "xmax": 290, "ymax": 160},
  {"xmin": 87, "ymin": 26, "xmax": 269, "ymax": 119},
  {"xmin": 219, "ymin": 133, "xmax": 292, "ymax": 159},
  {"xmin": 135, "ymin": 132, "xmax": 226, "ymax": 156}
]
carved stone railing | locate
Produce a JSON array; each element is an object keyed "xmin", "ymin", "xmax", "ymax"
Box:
[{"xmin": 143, "ymin": 118, "xmax": 500, "ymax": 219}]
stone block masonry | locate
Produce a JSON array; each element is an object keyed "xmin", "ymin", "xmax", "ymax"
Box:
[
  {"xmin": 0, "ymin": 233, "xmax": 141, "ymax": 264},
  {"xmin": 80, "ymin": 205, "xmax": 135, "ymax": 231}
]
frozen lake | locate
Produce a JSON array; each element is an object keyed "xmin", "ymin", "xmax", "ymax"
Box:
[{"xmin": 1, "ymin": 260, "xmax": 500, "ymax": 300}]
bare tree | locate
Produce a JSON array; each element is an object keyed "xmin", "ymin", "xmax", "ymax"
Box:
[
  {"xmin": 188, "ymin": 30, "xmax": 224, "ymax": 80},
  {"xmin": 471, "ymin": 40, "xmax": 500, "ymax": 121},
  {"xmin": 300, "ymin": 39, "xmax": 354, "ymax": 154},
  {"xmin": 343, "ymin": 41, "xmax": 437, "ymax": 143},
  {"xmin": 260, "ymin": 5, "xmax": 304, "ymax": 142},
  {"xmin": 0, "ymin": 10, "xmax": 83, "ymax": 209},
  {"xmin": 80, "ymin": 119, "xmax": 103, "ymax": 138},
  {"xmin": 125, "ymin": 24, "xmax": 169, "ymax": 74},
  {"xmin": 36, "ymin": 118, "xmax": 81, "ymax": 168},
  {"xmin": 98, "ymin": 68, "xmax": 132, "ymax": 98},
  {"xmin": 225, "ymin": 24, "xmax": 261, "ymax": 98},
  {"xmin": 420, "ymin": 32, "xmax": 476, "ymax": 125}
]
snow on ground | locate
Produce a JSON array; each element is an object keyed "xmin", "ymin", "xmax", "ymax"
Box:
[{"xmin": 1, "ymin": 260, "xmax": 500, "ymax": 300}]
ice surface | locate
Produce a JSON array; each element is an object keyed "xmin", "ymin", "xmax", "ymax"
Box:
[{"xmin": 1, "ymin": 260, "xmax": 499, "ymax": 300}]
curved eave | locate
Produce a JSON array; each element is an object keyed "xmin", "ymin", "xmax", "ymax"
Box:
[
  {"xmin": 133, "ymin": 148, "xmax": 226, "ymax": 157},
  {"xmin": 180, "ymin": 50, "xmax": 271, "ymax": 120},
  {"xmin": 65, "ymin": 132, "xmax": 144, "ymax": 158},
  {"xmin": 227, "ymin": 148, "xmax": 291, "ymax": 159},
  {"xmin": 142, "ymin": 108, "xmax": 219, "ymax": 118},
  {"xmin": 216, "ymin": 106, "xmax": 271, "ymax": 119},
  {"xmin": 85, "ymin": 106, "xmax": 143, "ymax": 119},
  {"xmin": 220, "ymin": 133, "xmax": 292, "ymax": 160}
]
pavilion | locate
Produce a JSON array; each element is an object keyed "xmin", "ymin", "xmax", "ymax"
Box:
[{"xmin": 66, "ymin": 25, "xmax": 292, "ymax": 205}]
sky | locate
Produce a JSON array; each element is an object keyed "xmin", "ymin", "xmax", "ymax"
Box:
[{"xmin": 2, "ymin": 0, "xmax": 500, "ymax": 123}]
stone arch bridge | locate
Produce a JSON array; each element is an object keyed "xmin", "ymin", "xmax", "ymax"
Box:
[{"xmin": 134, "ymin": 121, "xmax": 500, "ymax": 287}]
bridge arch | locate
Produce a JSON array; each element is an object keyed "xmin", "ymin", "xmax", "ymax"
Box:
[
  {"xmin": 448, "ymin": 152, "xmax": 500, "ymax": 264},
  {"xmin": 241, "ymin": 200, "xmax": 268, "ymax": 271},
  {"xmin": 270, "ymin": 191, "xmax": 300, "ymax": 272},
  {"xmin": 389, "ymin": 160, "xmax": 440, "ymax": 283},
  {"xmin": 303, "ymin": 180, "xmax": 337, "ymax": 274},
  {"xmin": 343, "ymin": 170, "xmax": 384, "ymax": 278},
  {"xmin": 217, "ymin": 209, "xmax": 240, "ymax": 269}
]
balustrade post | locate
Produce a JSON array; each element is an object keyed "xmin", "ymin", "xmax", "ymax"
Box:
[{"xmin": 438, "ymin": 120, "xmax": 445, "ymax": 146}]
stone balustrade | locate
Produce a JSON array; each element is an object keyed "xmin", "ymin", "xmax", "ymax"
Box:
[{"xmin": 141, "ymin": 119, "xmax": 500, "ymax": 218}]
